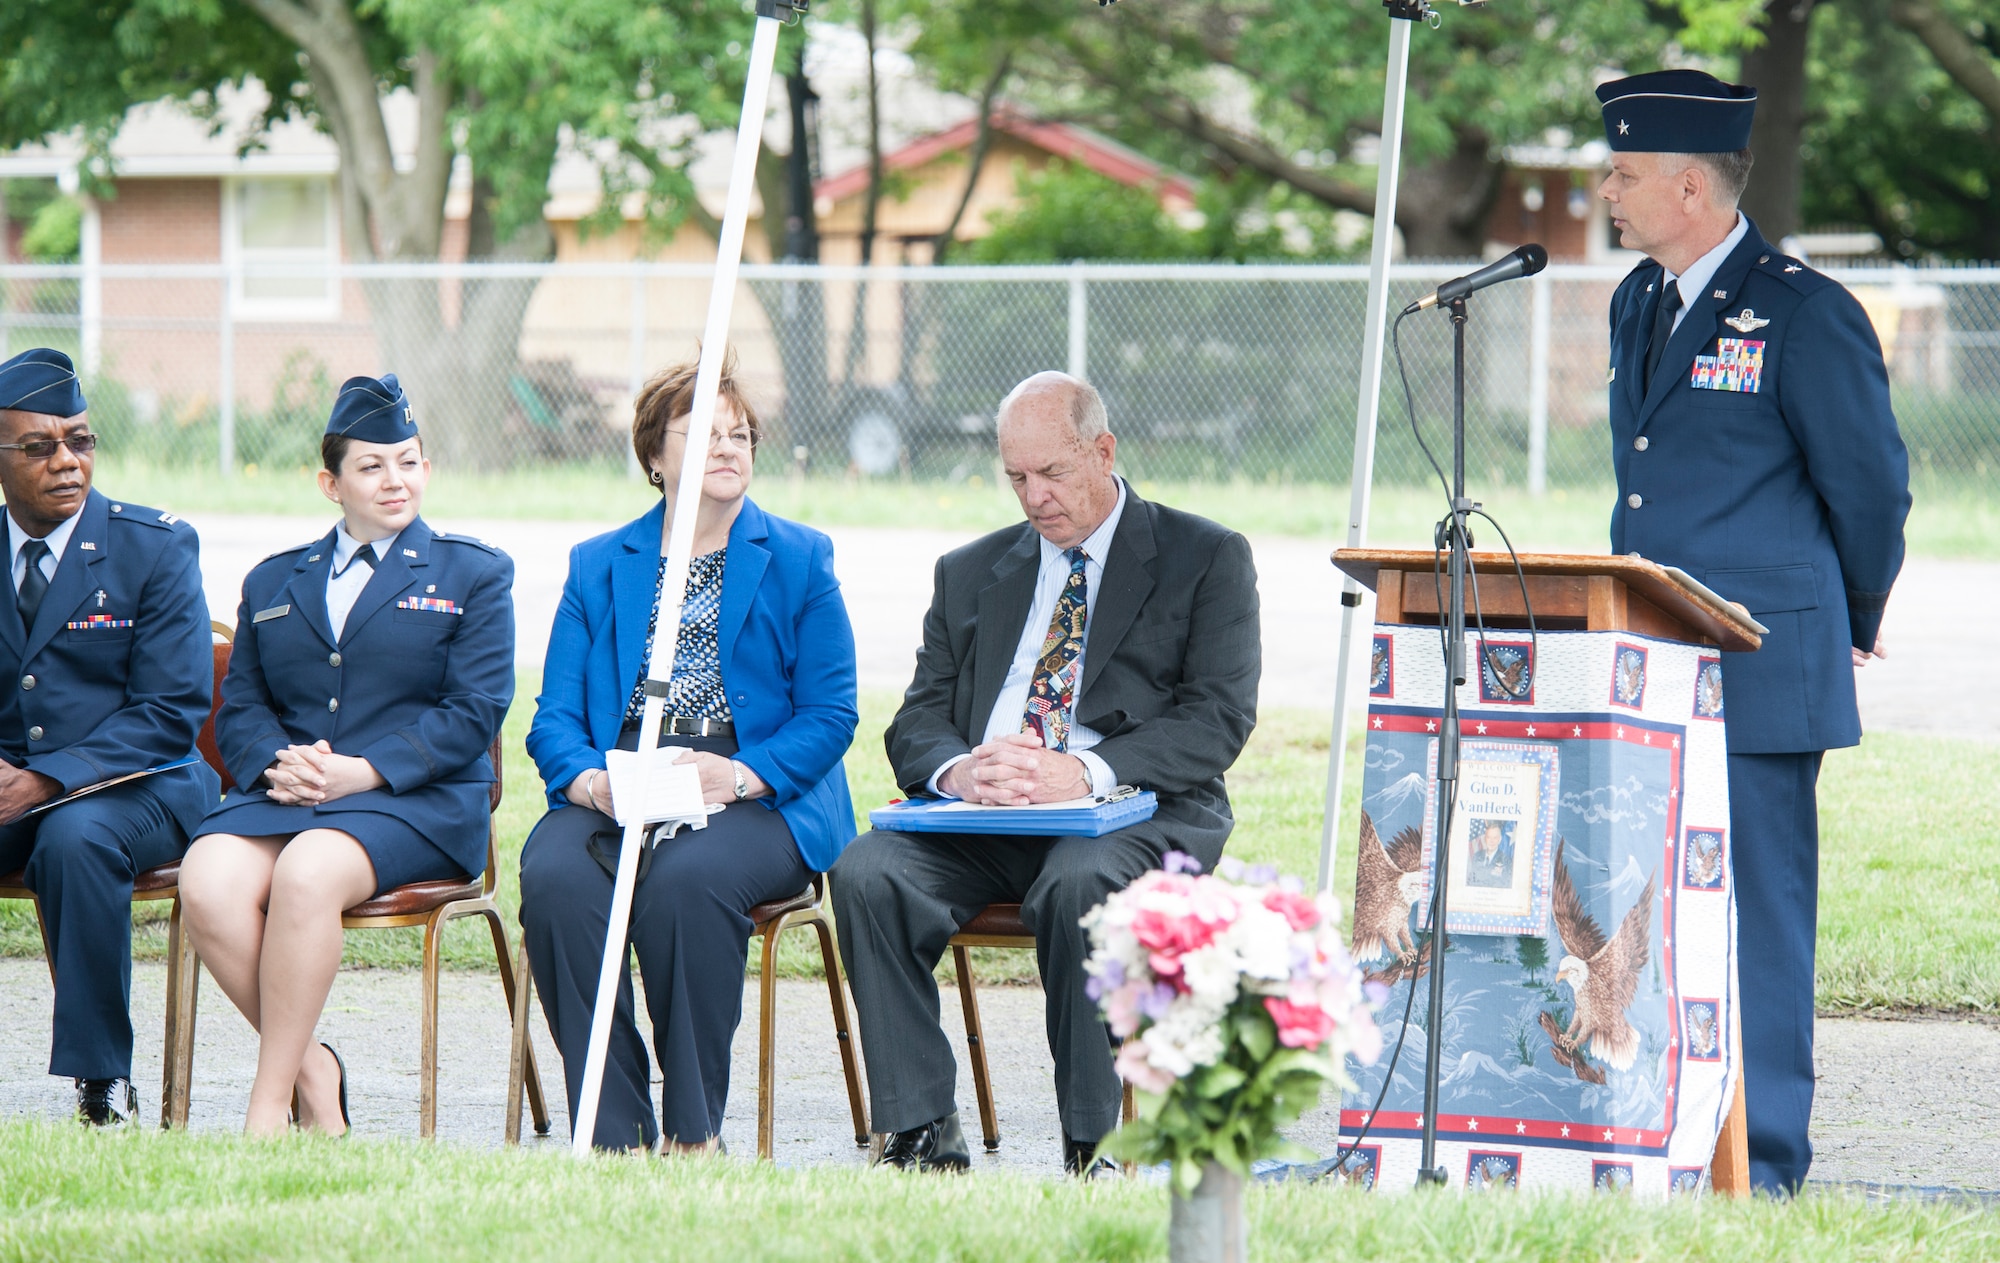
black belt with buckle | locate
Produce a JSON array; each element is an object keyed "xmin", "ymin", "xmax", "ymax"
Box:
[{"xmin": 624, "ymin": 715, "xmax": 736, "ymax": 739}]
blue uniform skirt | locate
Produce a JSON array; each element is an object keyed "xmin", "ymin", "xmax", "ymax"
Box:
[{"xmin": 195, "ymin": 795, "xmax": 465, "ymax": 896}]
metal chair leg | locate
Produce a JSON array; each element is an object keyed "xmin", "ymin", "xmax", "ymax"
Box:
[
  {"xmin": 953, "ymin": 944, "xmax": 999, "ymax": 1152},
  {"xmin": 505, "ymin": 935, "xmax": 535, "ymax": 1146},
  {"xmin": 419, "ymin": 911, "xmax": 446, "ymax": 1140},
  {"xmin": 756, "ymin": 920, "xmax": 783, "ymax": 1160},
  {"xmin": 483, "ymin": 908, "xmax": 550, "ymax": 1139},
  {"xmin": 813, "ymin": 914, "xmax": 869, "ymax": 1146}
]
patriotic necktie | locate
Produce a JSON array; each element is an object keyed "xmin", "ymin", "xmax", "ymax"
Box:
[{"xmin": 1021, "ymin": 548, "xmax": 1089, "ymax": 752}]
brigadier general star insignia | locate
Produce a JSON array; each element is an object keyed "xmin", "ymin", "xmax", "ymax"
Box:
[{"xmin": 1725, "ymin": 309, "xmax": 1770, "ymax": 333}]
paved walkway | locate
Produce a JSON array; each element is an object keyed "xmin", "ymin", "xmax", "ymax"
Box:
[
  {"xmin": 2, "ymin": 961, "xmax": 1995, "ymax": 1190},
  {"xmin": 192, "ymin": 516, "xmax": 1995, "ymax": 739}
]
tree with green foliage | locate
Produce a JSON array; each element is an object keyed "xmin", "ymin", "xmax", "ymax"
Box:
[
  {"xmin": 1516, "ymin": 933, "xmax": 1550, "ymax": 987},
  {"xmin": 0, "ymin": 0, "xmax": 756, "ymax": 463}
]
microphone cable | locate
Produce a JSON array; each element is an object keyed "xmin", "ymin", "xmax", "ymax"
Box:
[{"xmin": 1326, "ymin": 302, "xmax": 1543, "ymax": 1180}]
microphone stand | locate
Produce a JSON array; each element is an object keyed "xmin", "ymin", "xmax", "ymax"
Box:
[{"xmin": 1417, "ymin": 295, "xmax": 1473, "ymax": 1186}]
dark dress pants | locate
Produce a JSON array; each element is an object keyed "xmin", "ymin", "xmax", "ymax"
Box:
[
  {"xmin": 0, "ymin": 780, "xmax": 185, "ymax": 1081},
  {"xmin": 1728, "ymin": 750, "xmax": 1824, "ymax": 1195},
  {"xmin": 832, "ymin": 823, "xmax": 1168, "ymax": 1145},
  {"xmin": 518, "ymin": 786, "xmax": 811, "ymax": 1151}
]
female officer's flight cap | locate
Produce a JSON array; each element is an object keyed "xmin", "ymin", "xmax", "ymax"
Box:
[
  {"xmin": 0, "ymin": 348, "xmax": 87, "ymax": 418},
  {"xmin": 1597, "ymin": 70, "xmax": 1756, "ymax": 153},
  {"xmin": 326, "ymin": 373, "xmax": 418, "ymax": 443}
]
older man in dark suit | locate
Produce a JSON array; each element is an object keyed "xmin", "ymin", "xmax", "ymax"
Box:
[{"xmin": 834, "ymin": 371, "xmax": 1261, "ymax": 1175}]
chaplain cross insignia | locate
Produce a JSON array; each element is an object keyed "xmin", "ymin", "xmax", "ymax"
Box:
[{"xmin": 1724, "ymin": 308, "xmax": 1770, "ymax": 333}]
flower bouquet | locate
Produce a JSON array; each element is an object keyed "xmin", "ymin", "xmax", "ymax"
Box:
[{"xmin": 1084, "ymin": 854, "xmax": 1382, "ymax": 1256}]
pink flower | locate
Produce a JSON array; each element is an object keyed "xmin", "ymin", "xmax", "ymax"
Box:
[
  {"xmin": 1263, "ymin": 997, "xmax": 1335, "ymax": 1050},
  {"xmin": 1116, "ymin": 1038, "xmax": 1176, "ymax": 1093},
  {"xmin": 1104, "ymin": 983, "xmax": 1143, "ymax": 1038},
  {"xmin": 1262, "ymin": 889, "xmax": 1320, "ymax": 932}
]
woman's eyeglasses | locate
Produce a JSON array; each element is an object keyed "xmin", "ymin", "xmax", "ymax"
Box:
[
  {"xmin": 0, "ymin": 433, "xmax": 98, "ymax": 460},
  {"xmin": 665, "ymin": 426, "xmax": 757, "ymax": 451}
]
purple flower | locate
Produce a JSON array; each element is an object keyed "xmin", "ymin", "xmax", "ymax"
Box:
[
  {"xmin": 1246, "ymin": 864, "xmax": 1278, "ymax": 885},
  {"xmin": 1085, "ymin": 975, "xmax": 1105, "ymax": 1002},
  {"xmin": 1099, "ymin": 958, "xmax": 1126, "ymax": 989},
  {"xmin": 1163, "ymin": 851, "xmax": 1204, "ymax": 875},
  {"xmin": 1139, "ymin": 982, "xmax": 1177, "ymax": 1021}
]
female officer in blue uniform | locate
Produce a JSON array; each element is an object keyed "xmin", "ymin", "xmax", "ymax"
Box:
[
  {"xmin": 520, "ymin": 356, "xmax": 857, "ymax": 1153},
  {"xmin": 1595, "ymin": 71, "xmax": 1911, "ymax": 1193},
  {"xmin": 178, "ymin": 374, "xmax": 515, "ymax": 1137}
]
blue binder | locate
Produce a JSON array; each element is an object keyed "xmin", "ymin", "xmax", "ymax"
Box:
[{"xmin": 869, "ymin": 786, "xmax": 1158, "ymax": 838}]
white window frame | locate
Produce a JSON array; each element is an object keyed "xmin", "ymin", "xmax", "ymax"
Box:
[{"xmin": 220, "ymin": 175, "xmax": 341, "ymax": 322}]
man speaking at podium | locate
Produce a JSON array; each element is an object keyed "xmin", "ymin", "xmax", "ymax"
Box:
[{"xmin": 1594, "ymin": 71, "xmax": 1912, "ymax": 1193}]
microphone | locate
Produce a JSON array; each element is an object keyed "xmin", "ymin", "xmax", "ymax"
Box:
[{"xmin": 1403, "ymin": 244, "xmax": 1548, "ymax": 314}]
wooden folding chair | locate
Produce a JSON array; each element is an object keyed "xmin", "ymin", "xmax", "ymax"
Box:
[
  {"xmin": 0, "ymin": 621, "xmax": 229, "ymax": 1130},
  {"xmin": 170, "ymin": 733, "xmax": 552, "ymax": 1139},
  {"xmin": 949, "ymin": 902, "xmax": 1134, "ymax": 1154},
  {"xmin": 504, "ymin": 870, "xmax": 869, "ymax": 1158}
]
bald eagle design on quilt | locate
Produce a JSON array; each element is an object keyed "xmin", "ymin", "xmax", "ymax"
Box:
[
  {"xmin": 1551, "ymin": 839, "xmax": 1657, "ymax": 1072},
  {"xmin": 1350, "ymin": 809, "xmax": 1427, "ymax": 964}
]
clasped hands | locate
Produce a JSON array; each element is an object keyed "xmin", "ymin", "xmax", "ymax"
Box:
[
  {"xmin": 1852, "ymin": 635, "xmax": 1887, "ymax": 669},
  {"xmin": 263, "ymin": 740, "xmax": 384, "ymax": 805},
  {"xmin": 567, "ymin": 750, "xmax": 767, "ymax": 817},
  {"xmin": 938, "ymin": 732, "xmax": 1091, "ymax": 806}
]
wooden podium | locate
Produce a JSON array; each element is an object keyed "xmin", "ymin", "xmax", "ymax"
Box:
[{"xmin": 1334, "ymin": 548, "xmax": 1762, "ymax": 1196}]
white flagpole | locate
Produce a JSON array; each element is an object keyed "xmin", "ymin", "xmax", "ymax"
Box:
[
  {"xmin": 570, "ymin": 3, "xmax": 793, "ymax": 1157},
  {"xmin": 1317, "ymin": 10, "xmax": 1419, "ymax": 896}
]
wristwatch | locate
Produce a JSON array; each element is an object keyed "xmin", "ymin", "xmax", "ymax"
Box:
[{"xmin": 731, "ymin": 760, "xmax": 750, "ymax": 801}]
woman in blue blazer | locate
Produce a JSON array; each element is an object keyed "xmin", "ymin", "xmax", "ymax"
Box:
[
  {"xmin": 521, "ymin": 356, "xmax": 858, "ymax": 1153},
  {"xmin": 179, "ymin": 375, "xmax": 515, "ymax": 1137}
]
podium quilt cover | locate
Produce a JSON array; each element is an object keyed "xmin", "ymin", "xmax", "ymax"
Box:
[{"xmin": 1337, "ymin": 625, "xmax": 1738, "ymax": 1196}]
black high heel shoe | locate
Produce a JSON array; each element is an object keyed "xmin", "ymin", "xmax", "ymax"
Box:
[{"xmin": 320, "ymin": 1042, "xmax": 351, "ymax": 1138}]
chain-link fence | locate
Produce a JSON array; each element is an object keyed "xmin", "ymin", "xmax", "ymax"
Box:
[{"xmin": 1, "ymin": 260, "xmax": 1993, "ymax": 491}]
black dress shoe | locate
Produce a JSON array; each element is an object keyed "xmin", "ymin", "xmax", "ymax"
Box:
[
  {"xmin": 75, "ymin": 1078, "xmax": 138, "ymax": 1128},
  {"xmin": 878, "ymin": 1111, "xmax": 971, "ymax": 1172},
  {"xmin": 320, "ymin": 1043, "xmax": 351, "ymax": 1137},
  {"xmin": 1064, "ymin": 1134, "xmax": 1121, "ymax": 1181}
]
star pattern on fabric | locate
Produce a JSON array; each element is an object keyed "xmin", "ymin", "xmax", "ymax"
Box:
[{"xmin": 1373, "ymin": 717, "xmax": 1384, "ymax": 729}]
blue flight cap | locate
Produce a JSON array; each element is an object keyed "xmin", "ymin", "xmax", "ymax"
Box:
[
  {"xmin": 0, "ymin": 348, "xmax": 87, "ymax": 418},
  {"xmin": 326, "ymin": 373, "xmax": 418, "ymax": 444},
  {"xmin": 1598, "ymin": 70, "xmax": 1756, "ymax": 153}
]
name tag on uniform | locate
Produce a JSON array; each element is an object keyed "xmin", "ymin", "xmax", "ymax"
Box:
[
  {"xmin": 66, "ymin": 615, "xmax": 134, "ymax": 631},
  {"xmin": 1692, "ymin": 338, "xmax": 1764, "ymax": 393},
  {"xmin": 253, "ymin": 605, "xmax": 292, "ymax": 623},
  {"xmin": 396, "ymin": 597, "xmax": 462, "ymax": 615}
]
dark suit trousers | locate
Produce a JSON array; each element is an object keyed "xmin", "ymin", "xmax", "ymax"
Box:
[
  {"xmin": 0, "ymin": 780, "xmax": 186, "ymax": 1080},
  {"xmin": 833, "ymin": 823, "xmax": 1169, "ymax": 1144},
  {"xmin": 1728, "ymin": 750, "xmax": 1824, "ymax": 1195},
  {"xmin": 518, "ymin": 796, "xmax": 810, "ymax": 1151}
]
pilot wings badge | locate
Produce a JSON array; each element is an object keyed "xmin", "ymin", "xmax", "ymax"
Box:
[{"xmin": 1724, "ymin": 308, "xmax": 1770, "ymax": 333}]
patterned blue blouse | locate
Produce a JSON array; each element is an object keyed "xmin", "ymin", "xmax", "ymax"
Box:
[{"xmin": 623, "ymin": 547, "xmax": 732, "ymax": 723}]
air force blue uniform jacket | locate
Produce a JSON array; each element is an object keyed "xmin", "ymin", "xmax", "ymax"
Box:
[
  {"xmin": 1608, "ymin": 220, "xmax": 1912, "ymax": 753},
  {"xmin": 0, "ymin": 489, "xmax": 219, "ymax": 820},
  {"xmin": 208, "ymin": 518, "xmax": 514, "ymax": 878}
]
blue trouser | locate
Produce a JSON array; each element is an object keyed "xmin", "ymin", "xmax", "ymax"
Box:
[
  {"xmin": 518, "ymin": 775, "xmax": 811, "ymax": 1151},
  {"xmin": 0, "ymin": 781, "xmax": 186, "ymax": 1081},
  {"xmin": 1727, "ymin": 750, "xmax": 1824, "ymax": 1195}
]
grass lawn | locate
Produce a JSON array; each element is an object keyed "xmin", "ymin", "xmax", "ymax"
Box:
[
  {"xmin": 91, "ymin": 460, "xmax": 1994, "ymax": 559},
  {"xmin": 1, "ymin": 1123, "xmax": 1996, "ymax": 1262},
  {"xmin": 5, "ymin": 682, "xmax": 1993, "ymax": 1013}
]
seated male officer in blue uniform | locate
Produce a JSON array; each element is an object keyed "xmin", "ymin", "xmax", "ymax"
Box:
[
  {"xmin": 1595, "ymin": 71, "xmax": 1912, "ymax": 1194},
  {"xmin": 0, "ymin": 348, "xmax": 220, "ymax": 1126}
]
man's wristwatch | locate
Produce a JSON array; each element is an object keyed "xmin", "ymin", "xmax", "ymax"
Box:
[{"xmin": 731, "ymin": 760, "xmax": 750, "ymax": 801}]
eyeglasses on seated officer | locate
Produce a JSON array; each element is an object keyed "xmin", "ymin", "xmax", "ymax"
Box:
[{"xmin": 0, "ymin": 433, "xmax": 97, "ymax": 459}]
